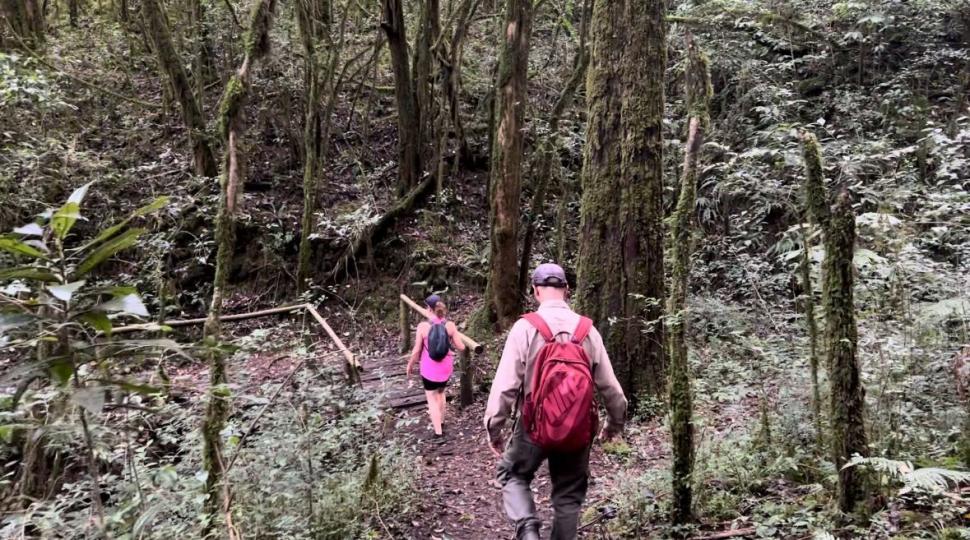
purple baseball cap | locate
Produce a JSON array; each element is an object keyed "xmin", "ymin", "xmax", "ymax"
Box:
[
  {"xmin": 425, "ymin": 294, "xmax": 442, "ymax": 308},
  {"xmin": 532, "ymin": 263, "xmax": 568, "ymax": 288}
]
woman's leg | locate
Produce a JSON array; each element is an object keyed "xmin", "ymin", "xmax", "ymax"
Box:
[
  {"xmin": 426, "ymin": 390, "xmax": 443, "ymax": 435},
  {"xmin": 438, "ymin": 389, "xmax": 447, "ymax": 429}
]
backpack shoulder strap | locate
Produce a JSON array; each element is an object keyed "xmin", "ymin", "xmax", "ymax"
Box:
[
  {"xmin": 571, "ymin": 316, "xmax": 593, "ymax": 344},
  {"xmin": 522, "ymin": 312, "xmax": 555, "ymax": 343}
]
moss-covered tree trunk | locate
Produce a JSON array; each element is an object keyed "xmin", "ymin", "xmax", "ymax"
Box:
[
  {"xmin": 189, "ymin": 0, "xmax": 215, "ymax": 98},
  {"xmin": 201, "ymin": 0, "xmax": 277, "ymax": 531},
  {"xmin": 799, "ymin": 223, "xmax": 823, "ymax": 448},
  {"xmin": 295, "ymin": 0, "xmax": 331, "ymax": 291},
  {"xmin": 577, "ymin": 0, "xmax": 667, "ymax": 403},
  {"xmin": 68, "ymin": 0, "xmax": 78, "ymax": 26},
  {"xmin": 381, "ymin": 0, "xmax": 422, "ymax": 196},
  {"xmin": 443, "ymin": 0, "xmax": 479, "ymax": 167},
  {"xmin": 480, "ymin": 0, "xmax": 532, "ymax": 331},
  {"xmin": 668, "ymin": 33, "xmax": 710, "ymax": 526},
  {"xmin": 2, "ymin": 0, "xmax": 45, "ymax": 48},
  {"xmin": 413, "ymin": 0, "xmax": 439, "ymax": 160},
  {"xmin": 824, "ymin": 192, "xmax": 868, "ymax": 514},
  {"xmin": 802, "ymin": 131, "xmax": 868, "ymax": 514},
  {"xmin": 142, "ymin": 0, "xmax": 218, "ymax": 178}
]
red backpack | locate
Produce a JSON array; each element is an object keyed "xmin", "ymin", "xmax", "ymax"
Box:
[{"xmin": 521, "ymin": 313, "xmax": 598, "ymax": 452}]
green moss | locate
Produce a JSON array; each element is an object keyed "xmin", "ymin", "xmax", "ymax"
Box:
[
  {"xmin": 217, "ymin": 75, "xmax": 245, "ymax": 140},
  {"xmin": 823, "ymin": 192, "xmax": 868, "ymax": 514},
  {"xmin": 244, "ymin": 0, "xmax": 277, "ymax": 60},
  {"xmin": 801, "ymin": 131, "xmax": 830, "ymax": 230}
]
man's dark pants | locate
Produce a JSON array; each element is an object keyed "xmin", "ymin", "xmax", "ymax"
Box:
[{"xmin": 496, "ymin": 422, "xmax": 591, "ymax": 540}]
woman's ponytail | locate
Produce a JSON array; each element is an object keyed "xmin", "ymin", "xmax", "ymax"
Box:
[{"xmin": 434, "ymin": 302, "xmax": 447, "ymax": 319}]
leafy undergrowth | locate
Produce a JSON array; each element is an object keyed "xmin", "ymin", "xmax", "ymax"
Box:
[
  {"xmin": 596, "ymin": 285, "xmax": 969, "ymax": 539},
  {"xmin": 2, "ymin": 322, "xmax": 418, "ymax": 539}
]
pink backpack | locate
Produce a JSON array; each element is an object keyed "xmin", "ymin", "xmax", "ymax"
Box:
[{"xmin": 521, "ymin": 313, "xmax": 598, "ymax": 452}]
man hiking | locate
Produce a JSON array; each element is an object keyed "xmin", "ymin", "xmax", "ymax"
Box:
[{"xmin": 484, "ymin": 263, "xmax": 628, "ymax": 540}]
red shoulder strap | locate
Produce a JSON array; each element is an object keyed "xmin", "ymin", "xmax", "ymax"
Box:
[
  {"xmin": 522, "ymin": 313, "xmax": 554, "ymax": 343},
  {"xmin": 572, "ymin": 316, "xmax": 593, "ymax": 344}
]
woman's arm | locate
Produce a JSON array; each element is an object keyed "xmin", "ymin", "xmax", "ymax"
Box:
[
  {"xmin": 446, "ymin": 321, "xmax": 466, "ymax": 352},
  {"xmin": 406, "ymin": 323, "xmax": 426, "ymax": 379}
]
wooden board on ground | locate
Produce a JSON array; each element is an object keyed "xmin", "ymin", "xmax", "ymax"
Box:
[{"xmin": 360, "ymin": 355, "xmax": 428, "ymax": 410}]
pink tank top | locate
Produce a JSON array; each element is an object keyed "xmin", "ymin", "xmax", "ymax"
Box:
[{"xmin": 420, "ymin": 317, "xmax": 454, "ymax": 382}]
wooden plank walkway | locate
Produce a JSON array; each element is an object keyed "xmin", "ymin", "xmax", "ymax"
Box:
[{"xmin": 359, "ymin": 355, "xmax": 429, "ymax": 409}]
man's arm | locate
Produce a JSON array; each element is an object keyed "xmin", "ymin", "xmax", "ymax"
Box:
[
  {"xmin": 587, "ymin": 326, "xmax": 627, "ymax": 436},
  {"xmin": 483, "ymin": 318, "xmax": 531, "ymax": 445}
]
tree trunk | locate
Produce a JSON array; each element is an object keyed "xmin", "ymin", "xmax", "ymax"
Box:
[
  {"xmin": 824, "ymin": 192, "xmax": 868, "ymax": 514},
  {"xmin": 142, "ymin": 0, "xmax": 218, "ymax": 177},
  {"xmin": 189, "ymin": 0, "xmax": 215, "ymax": 98},
  {"xmin": 381, "ymin": 0, "xmax": 422, "ymax": 196},
  {"xmin": 413, "ymin": 0, "xmax": 439, "ymax": 160},
  {"xmin": 801, "ymin": 132, "xmax": 868, "ymax": 514},
  {"xmin": 480, "ymin": 0, "xmax": 532, "ymax": 331},
  {"xmin": 799, "ymin": 223, "xmax": 823, "ymax": 449},
  {"xmin": 577, "ymin": 0, "xmax": 667, "ymax": 403},
  {"xmin": 68, "ymin": 0, "xmax": 78, "ymax": 26},
  {"xmin": 517, "ymin": 46, "xmax": 589, "ymax": 294},
  {"xmin": 295, "ymin": 0, "xmax": 328, "ymax": 291},
  {"xmin": 202, "ymin": 0, "xmax": 277, "ymax": 530},
  {"xmin": 668, "ymin": 33, "xmax": 710, "ymax": 526},
  {"xmin": 3, "ymin": 0, "xmax": 46, "ymax": 48}
]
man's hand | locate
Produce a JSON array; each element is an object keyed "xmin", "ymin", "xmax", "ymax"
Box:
[
  {"xmin": 489, "ymin": 435, "xmax": 505, "ymax": 458},
  {"xmin": 599, "ymin": 424, "xmax": 622, "ymax": 443}
]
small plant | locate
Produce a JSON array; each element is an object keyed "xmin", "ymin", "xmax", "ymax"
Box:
[{"xmin": 0, "ymin": 182, "xmax": 177, "ymax": 528}]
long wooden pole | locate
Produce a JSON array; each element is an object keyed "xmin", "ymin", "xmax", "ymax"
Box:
[
  {"xmin": 304, "ymin": 303, "xmax": 361, "ymax": 382},
  {"xmin": 108, "ymin": 302, "xmax": 361, "ymax": 384},
  {"xmin": 111, "ymin": 304, "xmax": 306, "ymax": 334},
  {"xmin": 399, "ymin": 293, "xmax": 484, "ymax": 353}
]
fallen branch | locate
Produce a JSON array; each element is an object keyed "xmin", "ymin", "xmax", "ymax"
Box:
[
  {"xmin": 328, "ymin": 174, "xmax": 436, "ymax": 283},
  {"xmin": 691, "ymin": 527, "xmax": 757, "ymax": 540}
]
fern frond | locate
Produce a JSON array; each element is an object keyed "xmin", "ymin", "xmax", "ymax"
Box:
[{"xmin": 843, "ymin": 455, "xmax": 970, "ymax": 495}]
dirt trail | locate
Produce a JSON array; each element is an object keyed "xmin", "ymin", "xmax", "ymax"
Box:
[{"xmin": 396, "ymin": 397, "xmax": 647, "ymax": 540}]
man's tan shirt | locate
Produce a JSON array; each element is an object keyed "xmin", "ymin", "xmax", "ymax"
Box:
[{"xmin": 483, "ymin": 300, "xmax": 628, "ymax": 441}]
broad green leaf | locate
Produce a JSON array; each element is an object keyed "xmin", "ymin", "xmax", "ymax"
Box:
[
  {"xmin": 51, "ymin": 202, "xmax": 83, "ymax": 240},
  {"xmin": 71, "ymin": 387, "xmax": 106, "ymax": 414},
  {"xmin": 133, "ymin": 196, "xmax": 170, "ymax": 217},
  {"xmin": 0, "ymin": 236, "xmax": 47, "ymax": 259},
  {"xmin": 50, "ymin": 360, "xmax": 74, "ymax": 384},
  {"xmin": 75, "ymin": 228, "xmax": 145, "ymax": 277},
  {"xmin": 101, "ymin": 293, "xmax": 149, "ymax": 317},
  {"xmin": 0, "ymin": 267, "xmax": 58, "ymax": 282},
  {"xmin": 47, "ymin": 280, "xmax": 86, "ymax": 302},
  {"xmin": 13, "ymin": 223, "xmax": 43, "ymax": 236},
  {"xmin": 79, "ymin": 311, "xmax": 112, "ymax": 336},
  {"xmin": 80, "ymin": 197, "xmax": 169, "ymax": 251},
  {"xmin": 66, "ymin": 181, "xmax": 94, "ymax": 205}
]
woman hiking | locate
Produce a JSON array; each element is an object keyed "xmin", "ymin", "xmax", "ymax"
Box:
[{"xmin": 406, "ymin": 294, "xmax": 466, "ymax": 439}]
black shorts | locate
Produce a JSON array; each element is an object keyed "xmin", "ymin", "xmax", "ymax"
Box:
[{"xmin": 422, "ymin": 377, "xmax": 449, "ymax": 391}]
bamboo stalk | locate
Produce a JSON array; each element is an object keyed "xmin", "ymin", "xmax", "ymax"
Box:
[{"xmin": 398, "ymin": 293, "xmax": 484, "ymax": 353}]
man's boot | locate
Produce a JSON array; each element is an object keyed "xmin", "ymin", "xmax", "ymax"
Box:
[{"xmin": 515, "ymin": 519, "xmax": 541, "ymax": 540}]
